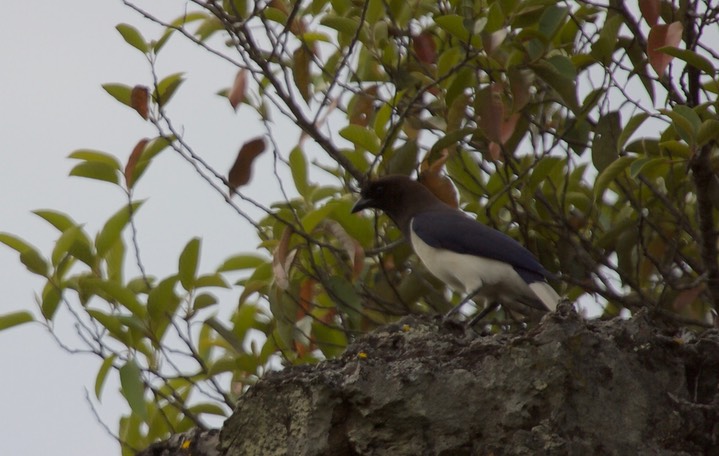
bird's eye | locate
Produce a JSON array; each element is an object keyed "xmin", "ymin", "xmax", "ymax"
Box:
[{"xmin": 374, "ymin": 185, "xmax": 384, "ymax": 195}]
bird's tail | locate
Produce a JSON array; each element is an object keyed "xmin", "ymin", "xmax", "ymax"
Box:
[{"xmin": 529, "ymin": 281, "xmax": 560, "ymax": 311}]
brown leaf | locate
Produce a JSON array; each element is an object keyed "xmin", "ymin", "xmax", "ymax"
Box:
[
  {"xmin": 228, "ymin": 69, "xmax": 247, "ymax": 111},
  {"xmin": 476, "ymin": 84, "xmax": 505, "ymax": 143},
  {"xmin": 672, "ymin": 284, "xmax": 705, "ymax": 312},
  {"xmin": 124, "ymin": 138, "xmax": 149, "ymax": 188},
  {"xmin": 418, "ymin": 150, "xmax": 459, "ymax": 208},
  {"xmin": 647, "ymin": 22, "xmax": 683, "ymax": 76},
  {"xmin": 131, "ymin": 85, "xmax": 149, "ymax": 120},
  {"xmin": 639, "ymin": 0, "xmax": 660, "ymax": 26},
  {"xmin": 228, "ymin": 137, "xmax": 266, "ymax": 189},
  {"xmin": 349, "ymin": 86, "xmax": 378, "ymax": 127},
  {"xmin": 292, "ymin": 46, "xmax": 312, "ymax": 102},
  {"xmin": 413, "ymin": 31, "xmax": 436, "ymax": 65}
]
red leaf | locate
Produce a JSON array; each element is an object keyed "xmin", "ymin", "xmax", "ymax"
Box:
[
  {"xmin": 130, "ymin": 85, "xmax": 149, "ymax": 120},
  {"xmin": 297, "ymin": 278, "xmax": 315, "ymax": 318},
  {"xmin": 488, "ymin": 142, "xmax": 502, "ymax": 161},
  {"xmin": 228, "ymin": 69, "xmax": 247, "ymax": 111},
  {"xmin": 413, "ymin": 31, "xmax": 436, "ymax": 65},
  {"xmin": 647, "ymin": 22, "xmax": 684, "ymax": 76},
  {"xmin": 639, "ymin": 0, "xmax": 660, "ymax": 26},
  {"xmin": 124, "ymin": 138, "xmax": 149, "ymax": 188},
  {"xmin": 500, "ymin": 113, "xmax": 520, "ymax": 144},
  {"xmin": 418, "ymin": 150, "xmax": 459, "ymax": 208},
  {"xmin": 228, "ymin": 137, "xmax": 266, "ymax": 189}
]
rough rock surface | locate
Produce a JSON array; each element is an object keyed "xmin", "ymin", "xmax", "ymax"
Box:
[{"xmin": 219, "ymin": 305, "xmax": 719, "ymax": 455}]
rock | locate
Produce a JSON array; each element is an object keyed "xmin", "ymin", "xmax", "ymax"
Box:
[{"xmin": 219, "ymin": 310, "xmax": 719, "ymax": 456}]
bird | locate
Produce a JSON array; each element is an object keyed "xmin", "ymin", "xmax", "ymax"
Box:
[{"xmin": 351, "ymin": 175, "xmax": 560, "ymax": 324}]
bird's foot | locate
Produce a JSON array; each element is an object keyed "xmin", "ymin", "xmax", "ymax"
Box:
[{"xmin": 466, "ymin": 302, "xmax": 501, "ymax": 328}]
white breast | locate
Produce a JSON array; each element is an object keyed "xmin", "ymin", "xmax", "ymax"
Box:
[{"xmin": 409, "ymin": 224, "xmax": 553, "ymax": 308}]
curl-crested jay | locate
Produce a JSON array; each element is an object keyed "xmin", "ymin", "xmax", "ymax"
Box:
[{"xmin": 351, "ymin": 175, "xmax": 560, "ymax": 321}]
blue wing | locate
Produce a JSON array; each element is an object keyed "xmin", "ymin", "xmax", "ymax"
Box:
[{"xmin": 411, "ymin": 210, "xmax": 550, "ymax": 284}]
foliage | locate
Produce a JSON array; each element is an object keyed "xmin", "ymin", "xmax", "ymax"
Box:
[{"xmin": 1, "ymin": 0, "xmax": 719, "ymax": 452}]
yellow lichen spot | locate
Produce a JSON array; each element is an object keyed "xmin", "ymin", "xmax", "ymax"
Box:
[
  {"xmin": 181, "ymin": 440, "xmax": 191, "ymax": 449},
  {"xmin": 358, "ymin": 351, "xmax": 368, "ymax": 359},
  {"xmin": 402, "ymin": 324, "xmax": 411, "ymax": 332}
]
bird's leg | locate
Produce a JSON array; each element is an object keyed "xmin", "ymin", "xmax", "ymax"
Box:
[
  {"xmin": 467, "ymin": 302, "xmax": 501, "ymax": 327},
  {"xmin": 443, "ymin": 287, "xmax": 483, "ymax": 321}
]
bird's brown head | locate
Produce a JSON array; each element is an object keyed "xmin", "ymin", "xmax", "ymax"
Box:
[{"xmin": 351, "ymin": 175, "xmax": 447, "ymax": 233}]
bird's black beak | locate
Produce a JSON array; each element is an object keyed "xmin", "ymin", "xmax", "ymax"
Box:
[{"xmin": 351, "ymin": 197, "xmax": 373, "ymax": 213}]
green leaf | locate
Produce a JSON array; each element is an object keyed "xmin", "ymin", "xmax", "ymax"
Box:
[
  {"xmin": 68, "ymin": 150, "xmax": 122, "ymax": 170},
  {"xmin": 629, "ymin": 156, "xmax": 667, "ymax": 178},
  {"xmin": 592, "ymin": 111, "xmax": 622, "ymax": 172},
  {"xmin": 147, "ymin": 276, "xmax": 180, "ymax": 321},
  {"xmin": 188, "ymin": 402, "xmax": 227, "ymax": 417},
  {"xmin": 193, "ymin": 293, "xmax": 218, "ymax": 310},
  {"xmin": 660, "ymin": 107, "xmax": 698, "ymax": 144},
  {"xmin": 531, "ymin": 60, "xmax": 579, "ymax": 112},
  {"xmin": 320, "ymin": 15, "xmax": 360, "ymax": 37},
  {"xmin": 85, "ymin": 278, "xmax": 146, "ymax": 317},
  {"xmin": 120, "ymin": 359, "xmax": 148, "ymax": 422},
  {"xmin": 590, "ymin": 14, "xmax": 623, "ymax": 62},
  {"xmin": 69, "ymin": 161, "xmax": 119, "ymax": 185},
  {"xmin": 289, "ymin": 147, "xmax": 310, "ymax": 197},
  {"xmin": 0, "ymin": 233, "xmax": 36, "ymax": 254},
  {"xmin": 52, "ymin": 225, "xmax": 95, "ymax": 267},
  {"xmin": 195, "ymin": 273, "xmax": 229, "ymax": 288},
  {"xmin": 106, "ymin": 239, "xmax": 126, "ymax": 283},
  {"xmin": 153, "ymin": 73, "xmax": 185, "ymax": 106},
  {"xmin": 301, "ymin": 202, "xmax": 338, "ymax": 233},
  {"xmin": 430, "ymin": 128, "xmax": 474, "ymax": 155},
  {"xmin": 292, "ymin": 46, "xmax": 312, "ymax": 102},
  {"xmin": 435, "ymin": 15, "xmax": 469, "ymax": 41},
  {"xmin": 697, "ymin": 119, "xmax": 719, "ymax": 146},
  {"xmin": 217, "ymin": 254, "xmax": 268, "ymax": 272},
  {"xmin": 20, "ymin": 249, "xmax": 49, "ymax": 276},
  {"xmin": 116, "ymin": 24, "xmax": 148, "ymax": 53},
  {"xmin": 102, "ymin": 83, "xmax": 133, "ymax": 107},
  {"xmin": 205, "ymin": 317, "xmax": 245, "ymax": 353},
  {"xmin": 87, "ymin": 309, "xmax": 128, "ymax": 341},
  {"xmin": 41, "ymin": 282, "xmax": 61, "ymax": 320},
  {"xmin": 179, "ymin": 238, "xmax": 201, "ymax": 291},
  {"xmin": 312, "ymin": 318, "xmax": 347, "ymax": 358},
  {"xmin": 617, "ymin": 113, "xmax": 650, "ymax": 149},
  {"xmin": 656, "ymin": 46, "xmax": 715, "ymax": 74},
  {"xmin": 538, "ymin": 5, "xmax": 569, "ymax": 41},
  {"xmin": 95, "ymin": 354, "xmax": 117, "ymax": 400},
  {"xmin": 0, "ymin": 311, "xmax": 34, "ymax": 331},
  {"xmin": 384, "ymin": 140, "xmax": 418, "ymax": 175},
  {"xmin": 659, "ymin": 140, "xmax": 691, "ymax": 158},
  {"xmin": 96, "ymin": 201, "xmax": 144, "ymax": 257},
  {"xmin": 32, "ymin": 210, "xmax": 77, "ymax": 232},
  {"xmin": 339, "ymin": 125, "xmax": 381, "ymax": 154},
  {"xmin": 594, "ymin": 156, "xmax": 636, "ymax": 201}
]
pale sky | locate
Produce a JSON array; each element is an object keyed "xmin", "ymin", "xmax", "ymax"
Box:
[{"xmin": 0, "ymin": 2, "xmax": 285, "ymax": 454}]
